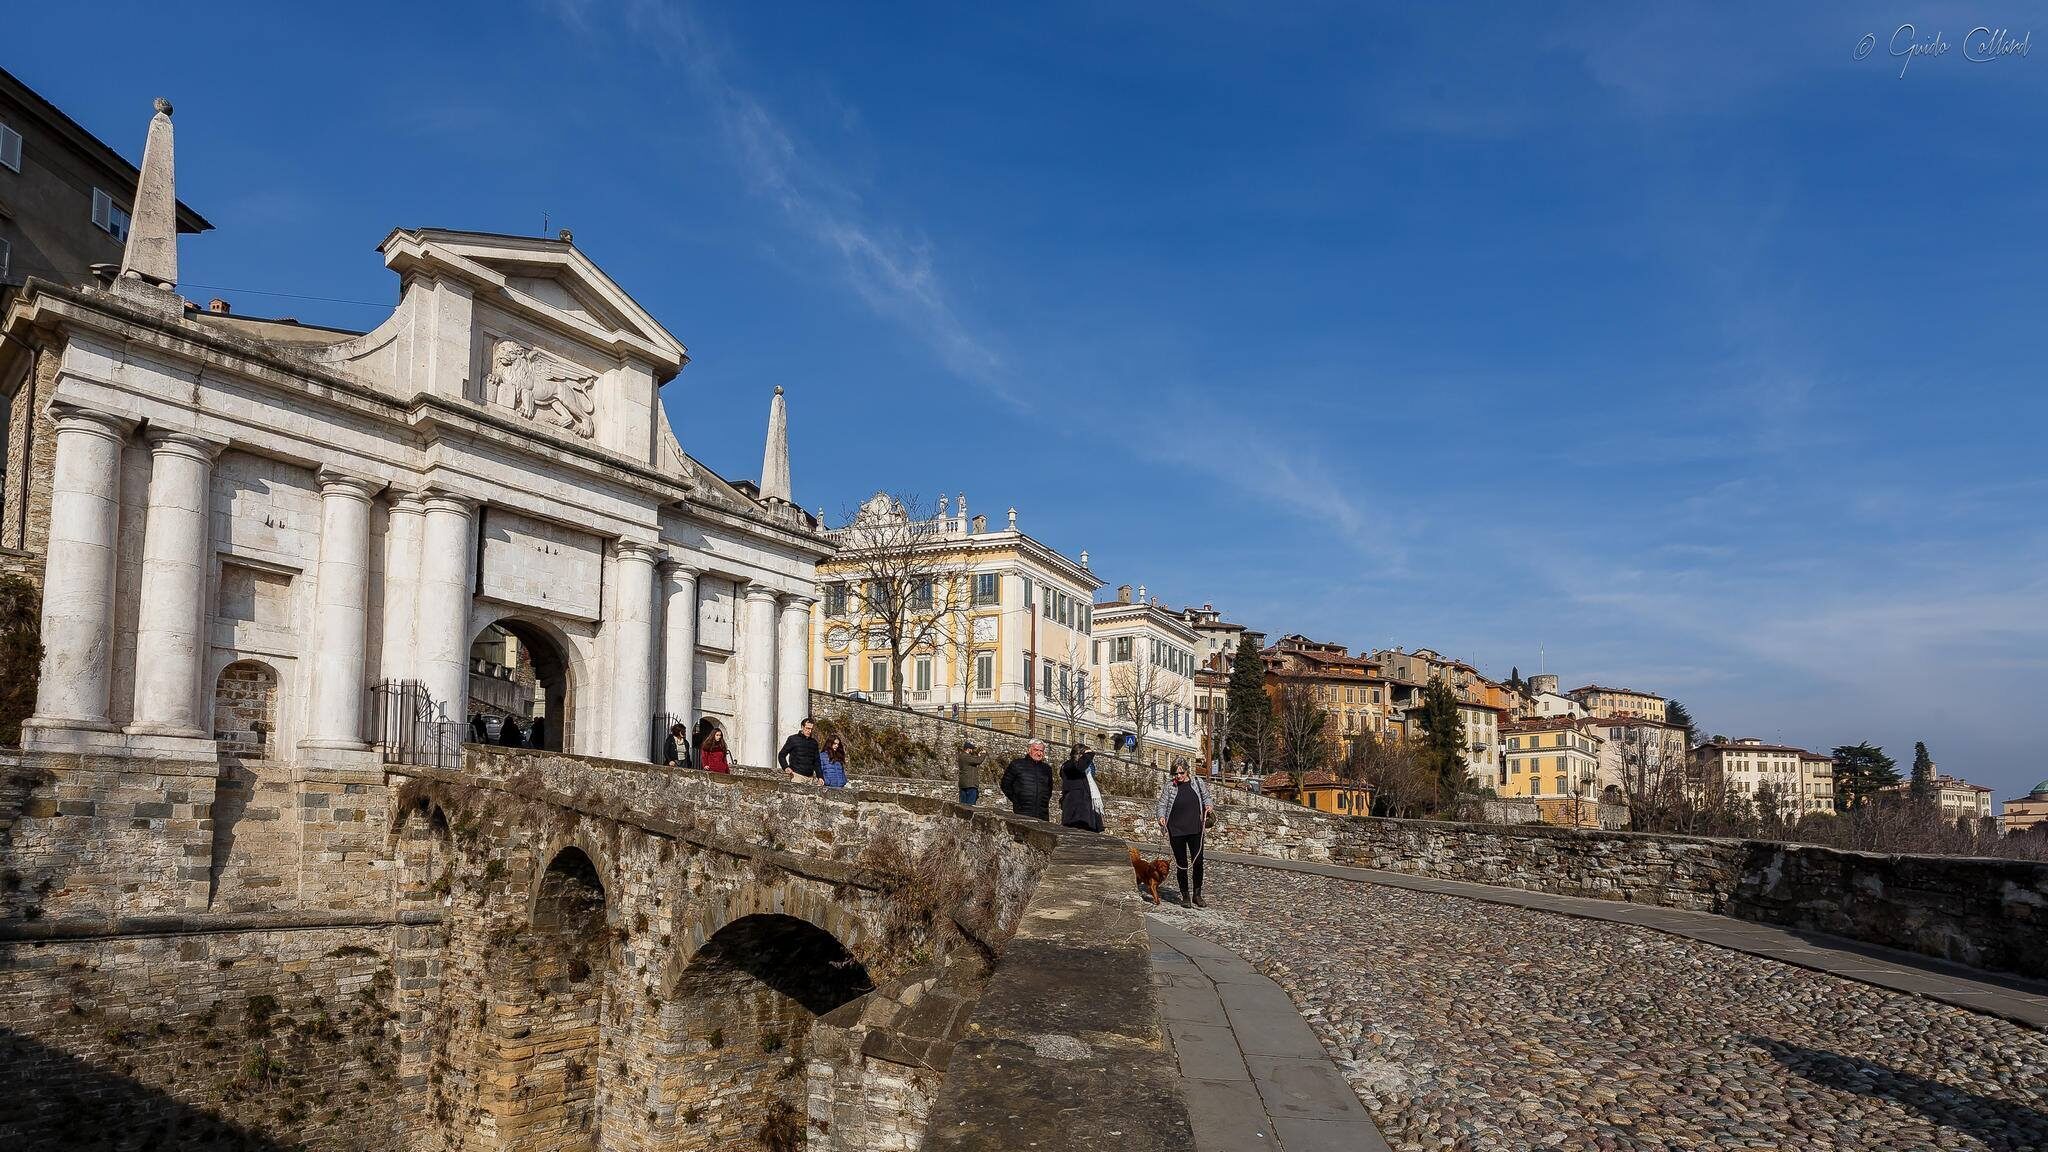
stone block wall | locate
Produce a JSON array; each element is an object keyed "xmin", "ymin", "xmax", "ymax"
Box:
[
  {"xmin": 808, "ymin": 691, "xmax": 1300, "ymax": 814},
  {"xmin": 1131, "ymin": 793, "xmax": 2048, "ymax": 980},
  {"xmin": 211, "ymin": 661, "xmax": 279, "ymax": 758},
  {"xmin": 1, "ymin": 344, "xmax": 58, "ymax": 563},
  {"xmin": 0, "ymin": 926, "xmax": 402, "ymax": 1151}
]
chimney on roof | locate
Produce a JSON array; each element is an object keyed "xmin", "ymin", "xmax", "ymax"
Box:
[
  {"xmin": 1117, "ymin": 585, "xmax": 1133, "ymax": 604},
  {"xmin": 1006, "ymin": 507, "xmax": 1017, "ymax": 531},
  {"xmin": 971, "ymin": 514, "xmax": 986, "ymax": 533},
  {"xmin": 1137, "ymin": 584, "xmax": 1147, "ymax": 602},
  {"xmin": 207, "ymin": 298, "xmax": 230, "ymax": 314},
  {"xmin": 1080, "ymin": 550, "xmax": 1089, "ymax": 570},
  {"xmin": 1203, "ymin": 602, "xmax": 1213, "ymax": 612}
]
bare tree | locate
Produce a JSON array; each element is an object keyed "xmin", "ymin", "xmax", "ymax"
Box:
[
  {"xmin": 830, "ymin": 494, "xmax": 969, "ymax": 710},
  {"xmin": 1273, "ymin": 684, "xmax": 1333, "ymax": 800},
  {"xmin": 1106, "ymin": 651, "xmax": 1182, "ymax": 764},
  {"xmin": 1045, "ymin": 632, "xmax": 1098, "ymax": 754},
  {"xmin": 1340, "ymin": 728, "xmax": 1432, "ymax": 817}
]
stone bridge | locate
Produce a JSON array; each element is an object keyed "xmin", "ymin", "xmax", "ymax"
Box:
[{"xmin": 0, "ymin": 744, "xmax": 1127, "ymax": 1152}]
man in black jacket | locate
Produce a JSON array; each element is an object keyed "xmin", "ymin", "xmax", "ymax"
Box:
[
  {"xmin": 778, "ymin": 717, "xmax": 823, "ymax": 785},
  {"xmin": 1000, "ymin": 740, "xmax": 1053, "ymax": 820}
]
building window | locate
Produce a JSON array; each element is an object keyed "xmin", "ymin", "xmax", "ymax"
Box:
[
  {"xmin": 827, "ymin": 661, "xmax": 846, "ymax": 694},
  {"xmin": 864, "ymin": 579, "xmax": 893, "ymax": 615},
  {"xmin": 869, "ymin": 658, "xmax": 889, "ymax": 693},
  {"xmin": 0, "ymin": 123, "xmax": 20, "ymax": 172},
  {"xmin": 1042, "ymin": 663, "xmax": 1054, "ymax": 697},
  {"xmin": 915, "ymin": 657, "xmax": 932, "ymax": 692},
  {"xmin": 1554, "ymin": 775, "xmax": 1567, "ymax": 795},
  {"xmin": 974, "ymin": 652, "xmax": 993, "ymax": 691},
  {"xmin": 1092, "ymin": 639, "xmax": 1101, "ymax": 664},
  {"xmin": 92, "ymin": 189, "xmax": 131, "ymax": 241},
  {"xmin": 1110, "ymin": 636, "xmax": 1133, "ymax": 663},
  {"xmin": 907, "ymin": 577, "xmax": 934, "ymax": 610},
  {"xmin": 823, "ymin": 582, "xmax": 848, "ymax": 616},
  {"xmin": 973, "ymin": 572, "xmax": 1000, "ymax": 606}
]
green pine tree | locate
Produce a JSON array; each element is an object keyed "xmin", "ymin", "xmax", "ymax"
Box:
[
  {"xmin": 1664, "ymin": 699, "xmax": 1699, "ymax": 746},
  {"xmin": 1415, "ymin": 678, "xmax": 1468, "ymax": 809},
  {"xmin": 1830, "ymin": 742, "xmax": 1899, "ymax": 810},
  {"xmin": 1909, "ymin": 741, "xmax": 1935, "ymax": 805},
  {"xmin": 1224, "ymin": 633, "xmax": 1272, "ymax": 766}
]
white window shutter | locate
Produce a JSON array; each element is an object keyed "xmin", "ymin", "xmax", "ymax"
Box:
[
  {"xmin": 92, "ymin": 188, "xmax": 111, "ymax": 231},
  {"xmin": 0, "ymin": 125, "xmax": 20, "ymax": 172}
]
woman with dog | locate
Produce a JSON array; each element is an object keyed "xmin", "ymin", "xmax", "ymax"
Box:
[
  {"xmin": 1155, "ymin": 759, "xmax": 1213, "ymax": 907},
  {"xmin": 1059, "ymin": 743, "xmax": 1103, "ymax": 833}
]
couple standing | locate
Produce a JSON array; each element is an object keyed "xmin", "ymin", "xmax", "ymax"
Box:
[
  {"xmin": 777, "ymin": 717, "xmax": 849, "ymax": 788},
  {"xmin": 992, "ymin": 740, "xmax": 1099, "ymax": 830}
]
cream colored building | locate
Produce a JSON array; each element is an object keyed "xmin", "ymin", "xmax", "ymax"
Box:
[
  {"xmin": 2002, "ymin": 780, "xmax": 2048, "ymax": 835},
  {"xmin": 1568, "ymin": 684, "xmax": 1668, "ymax": 721},
  {"xmin": 1579, "ymin": 716, "xmax": 1690, "ymax": 800},
  {"xmin": 1092, "ymin": 588, "xmax": 1201, "ymax": 769},
  {"xmin": 813, "ymin": 498, "xmax": 1105, "ymax": 746},
  {"xmin": 1459, "ymin": 702, "xmax": 1506, "ymax": 791},
  {"xmin": 1696, "ymin": 738, "xmax": 1835, "ymax": 818}
]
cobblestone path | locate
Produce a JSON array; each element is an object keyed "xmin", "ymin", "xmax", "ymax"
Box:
[{"xmin": 1162, "ymin": 860, "xmax": 2048, "ymax": 1152}]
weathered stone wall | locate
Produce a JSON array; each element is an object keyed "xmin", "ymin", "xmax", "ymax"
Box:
[
  {"xmin": 809, "ymin": 690, "xmax": 1300, "ymax": 813},
  {"xmin": 1, "ymin": 343, "xmax": 58, "ymax": 564},
  {"xmin": 0, "ymin": 925, "xmax": 404, "ymax": 1151},
  {"xmin": 1109, "ymin": 793, "xmax": 2048, "ymax": 980}
]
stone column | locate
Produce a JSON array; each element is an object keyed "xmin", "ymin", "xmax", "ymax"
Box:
[
  {"xmin": 610, "ymin": 541, "xmax": 660, "ymax": 761},
  {"xmin": 776, "ymin": 594, "xmax": 815, "ymax": 740},
  {"xmin": 415, "ymin": 492, "xmax": 476, "ymax": 722},
  {"xmin": 303, "ymin": 471, "xmax": 380, "ymax": 749},
  {"xmin": 128, "ymin": 430, "xmax": 219, "ymax": 736},
  {"xmin": 30, "ymin": 406, "xmax": 131, "ymax": 729},
  {"xmin": 740, "ymin": 584, "xmax": 780, "ymax": 767},
  {"xmin": 378, "ymin": 490, "xmax": 426, "ymax": 683},
  {"xmin": 659, "ymin": 558, "xmax": 699, "ymax": 724}
]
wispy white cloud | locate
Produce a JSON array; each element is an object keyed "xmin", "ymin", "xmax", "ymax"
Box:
[{"xmin": 541, "ymin": 0, "xmax": 1015, "ymax": 406}]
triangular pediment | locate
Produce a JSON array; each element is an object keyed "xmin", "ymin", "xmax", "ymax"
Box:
[{"xmin": 378, "ymin": 228, "xmax": 688, "ymax": 376}]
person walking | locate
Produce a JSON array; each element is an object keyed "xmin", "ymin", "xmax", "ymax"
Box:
[
  {"xmin": 778, "ymin": 717, "xmax": 824, "ymax": 786},
  {"xmin": 695, "ymin": 721, "xmax": 731, "ymax": 774},
  {"xmin": 1156, "ymin": 759, "xmax": 1215, "ymax": 907},
  {"xmin": 955, "ymin": 739, "xmax": 985, "ymax": 806},
  {"xmin": 819, "ymin": 735, "xmax": 850, "ymax": 789},
  {"xmin": 1000, "ymin": 740, "xmax": 1053, "ymax": 821},
  {"xmin": 1059, "ymin": 744, "xmax": 1103, "ymax": 832},
  {"xmin": 661, "ymin": 722, "xmax": 689, "ymax": 768}
]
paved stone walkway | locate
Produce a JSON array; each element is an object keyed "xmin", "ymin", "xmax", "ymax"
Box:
[
  {"xmin": 1156, "ymin": 856, "xmax": 2048, "ymax": 1152},
  {"xmin": 1203, "ymin": 849, "xmax": 2048, "ymax": 1031},
  {"xmin": 1148, "ymin": 918, "xmax": 1393, "ymax": 1152}
]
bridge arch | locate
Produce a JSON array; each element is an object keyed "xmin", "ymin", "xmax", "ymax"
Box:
[{"xmin": 528, "ymin": 831, "xmax": 616, "ymax": 928}]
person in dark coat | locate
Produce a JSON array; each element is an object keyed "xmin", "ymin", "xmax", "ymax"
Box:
[
  {"xmin": 955, "ymin": 739, "xmax": 985, "ymax": 807},
  {"xmin": 1155, "ymin": 760, "xmax": 1215, "ymax": 907},
  {"xmin": 497, "ymin": 716, "xmax": 524, "ymax": 747},
  {"xmin": 470, "ymin": 715, "xmax": 489, "ymax": 744},
  {"xmin": 778, "ymin": 717, "xmax": 823, "ymax": 785},
  {"xmin": 661, "ymin": 722, "xmax": 688, "ymax": 768},
  {"xmin": 1000, "ymin": 740, "xmax": 1053, "ymax": 821},
  {"xmin": 527, "ymin": 716, "xmax": 546, "ymax": 750},
  {"xmin": 1059, "ymin": 745, "xmax": 1103, "ymax": 832}
]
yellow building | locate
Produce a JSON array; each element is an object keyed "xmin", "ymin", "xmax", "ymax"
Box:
[
  {"xmin": 1261, "ymin": 770, "xmax": 1373, "ymax": 817},
  {"xmin": 1502, "ymin": 717, "xmax": 1603, "ymax": 801},
  {"xmin": 813, "ymin": 495, "xmax": 1105, "ymax": 746}
]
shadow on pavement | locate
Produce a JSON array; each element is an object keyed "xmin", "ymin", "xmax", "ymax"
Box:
[{"xmin": 1749, "ymin": 1036, "xmax": 2048, "ymax": 1152}]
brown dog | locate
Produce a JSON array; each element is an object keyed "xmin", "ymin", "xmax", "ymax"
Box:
[{"xmin": 1129, "ymin": 845, "xmax": 1173, "ymax": 905}]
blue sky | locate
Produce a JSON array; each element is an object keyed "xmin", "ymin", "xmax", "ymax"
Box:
[{"xmin": 14, "ymin": 3, "xmax": 2048, "ymax": 799}]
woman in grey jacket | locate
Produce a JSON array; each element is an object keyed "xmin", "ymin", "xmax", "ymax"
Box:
[{"xmin": 1154, "ymin": 760, "xmax": 1214, "ymax": 906}]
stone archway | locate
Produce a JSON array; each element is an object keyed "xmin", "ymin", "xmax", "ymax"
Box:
[
  {"xmin": 208, "ymin": 659, "xmax": 292, "ymax": 911},
  {"xmin": 212, "ymin": 659, "xmax": 278, "ymax": 758},
  {"xmin": 468, "ymin": 615, "xmax": 577, "ymax": 752},
  {"xmin": 480, "ymin": 845, "xmax": 612, "ymax": 1151},
  {"xmin": 655, "ymin": 913, "xmax": 873, "ymax": 1150}
]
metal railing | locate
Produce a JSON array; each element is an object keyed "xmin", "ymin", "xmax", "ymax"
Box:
[{"xmin": 369, "ymin": 679, "xmax": 460, "ymax": 771}]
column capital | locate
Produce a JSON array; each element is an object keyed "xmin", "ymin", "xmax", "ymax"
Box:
[
  {"xmin": 48, "ymin": 403, "xmax": 135, "ymax": 441},
  {"xmin": 617, "ymin": 540, "xmax": 665, "ymax": 565},
  {"xmin": 743, "ymin": 582, "xmax": 782, "ymax": 603},
  {"xmin": 780, "ymin": 592, "xmax": 818, "ymax": 610},
  {"xmin": 385, "ymin": 486, "xmax": 428, "ymax": 513},
  {"xmin": 141, "ymin": 427, "xmax": 225, "ymax": 460},
  {"xmin": 316, "ymin": 468, "xmax": 381, "ymax": 501},
  {"xmin": 419, "ymin": 488, "xmax": 477, "ymax": 516},
  {"xmin": 658, "ymin": 552, "xmax": 700, "ymax": 578}
]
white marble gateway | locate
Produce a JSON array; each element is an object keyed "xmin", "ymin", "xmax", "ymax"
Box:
[{"xmin": 0, "ymin": 100, "xmax": 830, "ymax": 771}]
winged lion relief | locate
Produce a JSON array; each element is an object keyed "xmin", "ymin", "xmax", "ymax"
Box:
[{"xmin": 484, "ymin": 339, "xmax": 598, "ymax": 439}]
